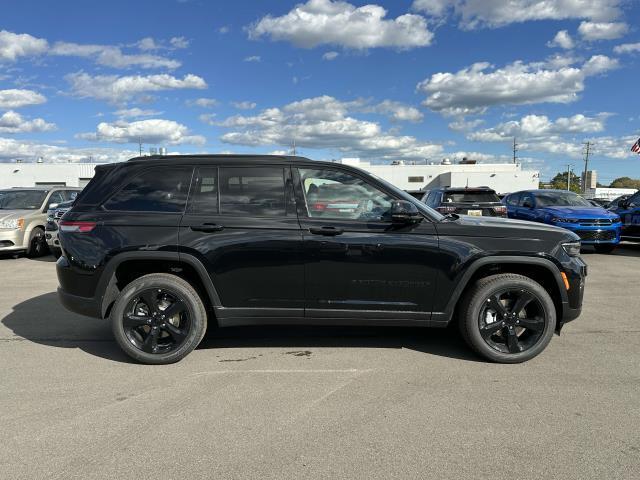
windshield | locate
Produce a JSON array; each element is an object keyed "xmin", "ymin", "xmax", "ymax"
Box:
[
  {"xmin": 535, "ymin": 192, "xmax": 592, "ymax": 207},
  {"xmin": 444, "ymin": 191, "xmax": 500, "ymax": 203},
  {"xmin": 0, "ymin": 190, "xmax": 48, "ymax": 210}
]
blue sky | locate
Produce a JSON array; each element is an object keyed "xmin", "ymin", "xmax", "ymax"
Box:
[{"xmin": 1, "ymin": 0, "xmax": 639, "ymax": 183}]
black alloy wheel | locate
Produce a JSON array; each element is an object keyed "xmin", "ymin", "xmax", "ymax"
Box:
[
  {"xmin": 123, "ymin": 288, "xmax": 191, "ymax": 354},
  {"xmin": 479, "ymin": 289, "xmax": 546, "ymax": 354},
  {"xmin": 111, "ymin": 273, "xmax": 207, "ymax": 364},
  {"xmin": 459, "ymin": 273, "xmax": 556, "ymax": 363}
]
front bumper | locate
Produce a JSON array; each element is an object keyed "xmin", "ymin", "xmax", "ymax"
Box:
[
  {"xmin": 558, "ymin": 256, "xmax": 587, "ymax": 330},
  {"xmin": 0, "ymin": 229, "xmax": 27, "ymax": 252},
  {"xmin": 552, "ymin": 222, "xmax": 621, "ymax": 244}
]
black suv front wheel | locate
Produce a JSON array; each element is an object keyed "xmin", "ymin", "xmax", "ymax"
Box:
[
  {"xmin": 111, "ymin": 273, "xmax": 207, "ymax": 364},
  {"xmin": 459, "ymin": 274, "xmax": 556, "ymax": 363}
]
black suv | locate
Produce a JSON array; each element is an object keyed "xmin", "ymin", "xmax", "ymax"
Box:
[
  {"xmin": 421, "ymin": 187, "xmax": 507, "ymax": 217},
  {"xmin": 57, "ymin": 155, "xmax": 586, "ymax": 364}
]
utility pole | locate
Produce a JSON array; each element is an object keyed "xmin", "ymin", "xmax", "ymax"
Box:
[
  {"xmin": 291, "ymin": 138, "xmax": 296, "ymax": 156},
  {"xmin": 512, "ymin": 137, "xmax": 518, "ymax": 164},
  {"xmin": 138, "ymin": 137, "xmax": 143, "ymax": 156},
  {"xmin": 566, "ymin": 164, "xmax": 573, "ymax": 191},
  {"xmin": 582, "ymin": 141, "xmax": 592, "ymax": 193}
]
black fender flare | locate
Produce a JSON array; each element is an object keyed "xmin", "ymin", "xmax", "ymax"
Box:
[
  {"xmin": 97, "ymin": 251, "xmax": 221, "ymax": 318},
  {"xmin": 432, "ymin": 255, "xmax": 568, "ymax": 326}
]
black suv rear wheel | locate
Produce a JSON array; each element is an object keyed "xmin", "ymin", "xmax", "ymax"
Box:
[
  {"xmin": 459, "ymin": 274, "xmax": 556, "ymax": 363},
  {"xmin": 111, "ymin": 273, "xmax": 207, "ymax": 364}
]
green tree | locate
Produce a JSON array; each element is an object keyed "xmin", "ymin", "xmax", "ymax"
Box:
[
  {"xmin": 543, "ymin": 171, "xmax": 582, "ymax": 193},
  {"xmin": 609, "ymin": 177, "xmax": 640, "ymax": 189}
]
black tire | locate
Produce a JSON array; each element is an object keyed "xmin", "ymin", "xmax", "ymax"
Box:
[
  {"xmin": 459, "ymin": 274, "xmax": 556, "ymax": 363},
  {"xmin": 26, "ymin": 227, "xmax": 48, "ymax": 258},
  {"xmin": 594, "ymin": 244, "xmax": 616, "ymax": 254},
  {"xmin": 111, "ymin": 273, "xmax": 207, "ymax": 365}
]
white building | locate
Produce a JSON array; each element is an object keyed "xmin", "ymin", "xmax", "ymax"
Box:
[
  {"xmin": 0, "ymin": 158, "xmax": 540, "ymax": 195},
  {"xmin": 339, "ymin": 158, "xmax": 539, "ymax": 195},
  {"xmin": 584, "ymin": 187, "xmax": 637, "ymax": 201},
  {"xmin": 0, "ymin": 162, "xmax": 99, "ymax": 189}
]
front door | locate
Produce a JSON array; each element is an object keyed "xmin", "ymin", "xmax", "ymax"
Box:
[
  {"xmin": 294, "ymin": 166, "xmax": 439, "ymax": 322},
  {"xmin": 179, "ymin": 165, "xmax": 304, "ymax": 322}
]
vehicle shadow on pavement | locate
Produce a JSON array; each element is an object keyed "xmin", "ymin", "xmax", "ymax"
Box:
[
  {"xmin": 2, "ymin": 292, "xmax": 481, "ymax": 364},
  {"xmin": 581, "ymin": 243, "xmax": 640, "ymax": 258}
]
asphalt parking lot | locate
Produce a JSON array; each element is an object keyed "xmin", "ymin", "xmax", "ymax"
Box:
[{"xmin": 1, "ymin": 246, "xmax": 639, "ymax": 480}]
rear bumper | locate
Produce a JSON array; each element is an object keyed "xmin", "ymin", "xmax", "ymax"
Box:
[
  {"xmin": 57, "ymin": 287, "xmax": 101, "ymax": 318},
  {"xmin": 56, "ymin": 255, "xmax": 103, "ymax": 318}
]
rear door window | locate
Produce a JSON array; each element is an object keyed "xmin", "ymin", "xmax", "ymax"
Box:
[
  {"xmin": 505, "ymin": 193, "xmax": 521, "ymax": 206},
  {"xmin": 104, "ymin": 167, "xmax": 193, "ymax": 213},
  {"xmin": 219, "ymin": 166, "xmax": 287, "ymax": 217}
]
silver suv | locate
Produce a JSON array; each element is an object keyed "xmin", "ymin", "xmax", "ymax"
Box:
[{"xmin": 0, "ymin": 187, "xmax": 81, "ymax": 257}]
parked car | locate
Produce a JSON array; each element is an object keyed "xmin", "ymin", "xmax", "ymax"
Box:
[
  {"xmin": 0, "ymin": 187, "xmax": 81, "ymax": 257},
  {"xmin": 421, "ymin": 187, "xmax": 507, "ymax": 217},
  {"xmin": 606, "ymin": 194, "xmax": 630, "ymax": 210},
  {"xmin": 46, "ymin": 199, "xmax": 75, "ymax": 259},
  {"xmin": 587, "ymin": 198, "xmax": 610, "ymax": 207},
  {"xmin": 57, "ymin": 155, "xmax": 586, "ymax": 365},
  {"xmin": 608, "ymin": 190, "xmax": 640, "ymax": 241},
  {"xmin": 503, "ymin": 190, "xmax": 622, "ymax": 253}
]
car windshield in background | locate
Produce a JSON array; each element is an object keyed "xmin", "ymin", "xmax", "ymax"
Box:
[
  {"xmin": 444, "ymin": 191, "xmax": 500, "ymax": 203},
  {"xmin": 0, "ymin": 190, "xmax": 47, "ymax": 210},
  {"xmin": 535, "ymin": 192, "xmax": 592, "ymax": 207}
]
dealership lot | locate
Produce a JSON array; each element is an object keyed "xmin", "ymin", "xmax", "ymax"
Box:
[{"xmin": 1, "ymin": 247, "xmax": 639, "ymax": 480}]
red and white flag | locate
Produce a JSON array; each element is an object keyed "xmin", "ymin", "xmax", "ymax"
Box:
[{"xmin": 632, "ymin": 137, "xmax": 640, "ymax": 154}]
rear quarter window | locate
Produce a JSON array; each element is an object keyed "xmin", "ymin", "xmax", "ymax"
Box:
[{"xmin": 103, "ymin": 167, "xmax": 193, "ymax": 213}]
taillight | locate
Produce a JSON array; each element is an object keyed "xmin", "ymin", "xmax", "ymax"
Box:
[
  {"xmin": 312, "ymin": 202, "xmax": 327, "ymax": 211},
  {"xmin": 59, "ymin": 221, "xmax": 96, "ymax": 233},
  {"xmin": 494, "ymin": 205, "xmax": 507, "ymax": 216},
  {"xmin": 437, "ymin": 206, "xmax": 457, "ymax": 214}
]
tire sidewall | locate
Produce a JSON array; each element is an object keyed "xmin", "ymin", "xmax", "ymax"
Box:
[
  {"xmin": 111, "ymin": 274, "xmax": 207, "ymax": 364},
  {"xmin": 27, "ymin": 227, "xmax": 47, "ymax": 258},
  {"xmin": 464, "ymin": 276, "xmax": 557, "ymax": 363}
]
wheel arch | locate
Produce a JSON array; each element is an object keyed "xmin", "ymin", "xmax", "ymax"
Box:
[
  {"xmin": 98, "ymin": 251, "xmax": 221, "ymax": 320},
  {"xmin": 438, "ymin": 256, "xmax": 568, "ymax": 327}
]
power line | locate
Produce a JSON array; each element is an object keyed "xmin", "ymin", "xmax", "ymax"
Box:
[{"xmin": 512, "ymin": 137, "xmax": 518, "ymax": 164}]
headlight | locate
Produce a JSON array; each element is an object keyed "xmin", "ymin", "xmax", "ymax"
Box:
[
  {"xmin": 612, "ymin": 216, "xmax": 621, "ymax": 223},
  {"xmin": 552, "ymin": 217, "xmax": 579, "ymax": 224},
  {"xmin": 562, "ymin": 241, "xmax": 581, "ymax": 257},
  {"xmin": 0, "ymin": 218, "xmax": 24, "ymax": 230}
]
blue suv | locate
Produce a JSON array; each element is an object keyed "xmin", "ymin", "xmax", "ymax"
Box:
[
  {"xmin": 608, "ymin": 189, "xmax": 640, "ymax": 241},
  {"xmin": 503, "ymin": 190, "xmax": 622, "ymax": 253}
]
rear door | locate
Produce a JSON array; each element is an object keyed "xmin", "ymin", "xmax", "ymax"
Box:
[
  {"xmin": 179, "ymin": 164, "xmax": 304, "ymax": 319},
  {"xmin": 295, "ymin": 165, "xmax": 439, "ymax": 320}
]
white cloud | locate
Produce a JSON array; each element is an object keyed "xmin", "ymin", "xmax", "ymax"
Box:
[
  {"xmin": 136, "ymin": 37, "xmax": 159, "ymax": 51},
  {"xmin": 578, "ymin": 21, "xmax": 628, "ymax": 41},
  {"xmin": 243, "ymin": 55, "xmax": 261, "ymax": 62},
  {"xmin": 416, "ymin": 55, "xmax": 619, "ymax": 115},
  {"xmin": 0, "ymin": 89, "xmax": 47, "ymax": 109},
  {"xmin": 468, "ymin": 114, "xmax": 608, "ymax": 142},
  {"xmin": 78, "ymin": 119, "xmax": 205, "ymax": 145},
  {"xmin": 170, "ymin": 36, "xmax": 190, "ymax": 49},
  {"xmin": 249, "ymin": 0, "xmax": 433, "ymax": 50},
  {"xmin": 231, "ymin": 101, "xmax": 257, "ymax": 110},
  {"xmin": 198, "ymin": 113, "xmax": 217, "ymax": 125},
  {"xmin": 218, "ymin": 95, "xmax": 442, "ymax": 160},
  {"xmin": 448, "ymin": 118, "xmax": 484, "ymax": 131},
  {"xmin": 0, "ymin": 137, "xmax": 138, "ymax": 163},
  {"xmin": 322, "ymin": 51, "xmax": 339, "ymax": 60},
  {"xmin": 113, "ymin": 107, "xmax": 162, "ymax": 118},
  {"xmin": 218, "ymin": 26, "xmax": 231, "ymax": 34},
  {"xmin": 50, "ymin": 41, "xmax": 180, "ymax": 69},
  {"xmin": 366, "ymin": 100, "xmax": 424, "ymax": 122},
  {"xmin": 412, "ymin": 0, "xmax": 623, "ymax": 29},
  {"xmin": 614, "ymin": 42, "xmax": 640, "ymax": 54},
  {"xmin": 0, "ymin": 30, "xmax": 48, "ymax": 62},
  {"xmin": 0, "ymin": 111, "xmax": 56, "ymax": 133},
  {"xmin": 187, "ymin": 97, "xmax": 218, "ymax": 108},
  {"xmin": 547, "ymin": 30, "xmax": 574, "ymax": 49},
  {"xmin": 518, "ymin": 135, "xmax": 637, "ymax": 160},
  {"xmin": 66, "ymin": 72, "xmax": 207, "ymax": 103}
]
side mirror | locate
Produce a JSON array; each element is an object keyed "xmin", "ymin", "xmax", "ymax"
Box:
[{"xmin": 391, "ymin": 200, "xmax": 423, "ymax": 224}]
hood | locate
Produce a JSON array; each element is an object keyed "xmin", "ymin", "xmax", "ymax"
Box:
[
  {"xmin": 439, "ymin": 214, "xmax": 579, "ymax": 241},
  {"xmin": 0, "ymin": 209, "xmax": 34, "ymax": 222},
  {"xmin": 539, "ymin": 205, "xmax": 616, "ymax": 218}
]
